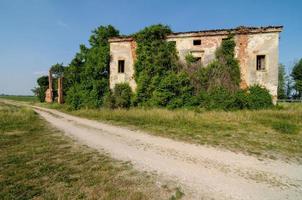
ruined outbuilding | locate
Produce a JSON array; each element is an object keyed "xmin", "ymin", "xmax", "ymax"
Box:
[
  {"xmin": 45, "ymin": 71, "xmax": 53, "ymax": 103},
  {"xmin": 109, "ymin": 26, "xmax": 283, "ymax": 101},
  {"xmin": 45, "ymin": 71, "xmax": 64, "ymax": 104}
]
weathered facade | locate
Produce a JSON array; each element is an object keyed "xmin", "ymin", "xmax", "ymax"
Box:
[{"xmin": 109, "ymin": 26, "xmax": 283, "ymax": 101}]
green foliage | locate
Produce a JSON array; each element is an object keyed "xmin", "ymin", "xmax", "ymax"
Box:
[
  {"xmin": 65, "ymin": 84, "xmax": 83, "ymax": 109},
  {"xmin": 50, "ymin": 63, "xmax": 65, "ymax": 78},
  {"xmin": 133, "ymin": 24, "xmax": 179, "ymax": 105},
  {"xmin": 247, "ymin": 85, "xmax": 273, "ymax": 109},
  {"xmin": 102, "ymin": 92, "xmax": 116, "ymax": 109},
  {"xmin": 63, "ymin": 25, "xmax": 119, "ymax": 109},
  {"xmin": 33, "ymin": 76, "xmax": 49, "ymax": 102},
  {"xmin": 232, "ymin": 89, "xmax": 250, "ymax": 109},
  {"xmin": 291, "ymin": 59, "xmax": 302, "ymax": 98},
  {"xmin": 278, "ymin": 64, "xmax": 287, "ymax": 99},
  {"xmin": 113, "ymin": 83, "xmax": 132, "ymax": 108},
  {"xmin": 151, "ymin": 72, "xmax": 195, "ymax": 108},
  {"xmin": 198, "ymin": 87, "xmax": 235, "ymax": 110},
  {"xmin": 198, "ymin": 35, "xmax": 241, "ymax": 93},
  {"xmin": 185, "ymin": 53, "xmax": 199, "ymax": 64},
  {"xmin": 197, "ymin": 85, "xmax": 272, "ymax": 110}
]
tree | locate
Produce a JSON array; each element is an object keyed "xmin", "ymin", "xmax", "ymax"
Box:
[
  {"xmin": 278, "ymin": 64, "xmax": 286, "ymax": 99},
  {"xmin": 133, "ymin": 24, "xmax": 179, "ymax": 106},
  {"xmin": 285, "ymin": 75, "xmax": 293, "ymax": 99},
  {"xmin": 32, "ymin": 76, "xmax": 49, "ymax": 102},
  {"xmin": 64, "ymin": 25, "xmax": 119, "ymax": 109},
  {"xmin": 50, "ymin": 63, "xmax": 65, "ymax": 78},
  {"xmin": 291, "ymin": 59, "xmax": 302, "ymax": 98}
]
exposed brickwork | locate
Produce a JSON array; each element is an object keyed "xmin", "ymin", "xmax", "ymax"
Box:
[
  {"xmin": 130, "ymin": 40, "xmax": 137, "ymax": 61},
  {"xmin": 45, "ymin": 71, "xmax": 53, "ymax": 103},
  {"xmin": 236, "ymin": 34, "xmax": 249, "ymax": 89},
  {"xmin": 57, "ymin": 77, "xmax": 64, "ymax": 104}
]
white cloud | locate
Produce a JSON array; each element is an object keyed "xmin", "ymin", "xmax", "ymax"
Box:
[
  {"xmin": 33, "ymin": 71, "xmax": 47, "ymax": 76},
  {"xmin": 57, "ymin": 20, "xmax": 69, "ymax": 29}
]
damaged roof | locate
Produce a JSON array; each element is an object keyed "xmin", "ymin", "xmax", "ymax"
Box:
[{"xmin": 109, "ymin": 25, "xmax": 283, "ymax": 42}]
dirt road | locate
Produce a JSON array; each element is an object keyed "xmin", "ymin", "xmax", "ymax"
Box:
[{"xmin": 33, "ymin": 106, "xmax": 302, "ymax": 200}]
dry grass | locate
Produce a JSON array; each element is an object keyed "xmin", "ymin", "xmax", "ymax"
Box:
[
  {"xmin": 0, "ymin": 102, "xmax": 180, "ymax": 199},
  {"xmin": 39, "ymin": 102, "xmax": 302, "ymax": 163}
]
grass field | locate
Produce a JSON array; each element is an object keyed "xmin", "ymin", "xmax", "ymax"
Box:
[
  {"xmin": 37, "ymin": 102, "xmax": 302, "ymax": 163},
  {"xmin": 0, "ymin": 95, "xmax": 37, "ymax": 102},
  {"xmin": 0, "ymin": 102, "xmax": 181, "ymax": 200}
]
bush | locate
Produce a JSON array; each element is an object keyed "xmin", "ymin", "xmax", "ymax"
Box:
[
  {"xmin": 65, "ymin": 84, "xmax": 83, "ymax": 110},
  {"xmin": 151, "ymin": 72, "xmax": 195, "ymax": 108},
  {"xmin": 33, "ymin": 76, "xmax": 49, "ymax": 102},
  {"xmin": 197, "ymin": 85, "xmax": 273, "ymax": 110},
  {"xmin": 232, "ymin": 90, "xmax": 250, "ymax": 109},
  {"xmin": 198, "ymin": 87, "xmax": 235, "ymax": 110},
  {"xmin": 102, "ymin": 91, "xmax": 115, "ymax": 109},
  {"xmin": 247, "ymin": 85, "xmax": 273, "ymax": 109},
  {"xmin": 113, "ymin": 83, "xmax": 132, "ymax": 108},
  {"xmin": 133, "ymin": 24, "xmax": 178, "ymax": 105}
]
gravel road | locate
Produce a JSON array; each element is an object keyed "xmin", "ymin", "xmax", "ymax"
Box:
[{"xmin": 33, "ymin": 106, "xmax": 302, "ymax": 200}]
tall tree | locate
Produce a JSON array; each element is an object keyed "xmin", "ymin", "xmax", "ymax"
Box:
[
  {"xmin": 65, "ymin": 25, "xmax": 119, "ymax": 109},
  {"xmin": 277, "ymin": 64, "xmax": 286, "ymax": 99},
  {"xmin": 50, "ymin": 63, "xmax": 65, "ymax": 78},
  {"xmin": 291, "ymin": 59, "xmax": 302, "ymax": 98}
]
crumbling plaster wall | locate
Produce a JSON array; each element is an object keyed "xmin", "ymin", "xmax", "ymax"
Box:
[
  {"xmin": 109, "ymin": 40, "xmax": 137, "ymax": 91},
  {"xmin": 244, "ymin": 32, "xmax": 279, "ymax": 100},
  {"xmin": 167, "ymin": 35, "xmax": 224, "ymax": 66}
]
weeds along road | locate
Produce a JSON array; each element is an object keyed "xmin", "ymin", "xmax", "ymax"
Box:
[{"xmin": 18, "ymin": 103, "xmax": 302, "ymax": 199}]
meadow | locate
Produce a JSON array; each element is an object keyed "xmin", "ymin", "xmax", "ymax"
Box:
[{"xmin": 0, "ymin": 95, "xmax": 37, "ymax": 102}]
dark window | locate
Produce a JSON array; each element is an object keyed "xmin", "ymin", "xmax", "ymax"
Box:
[
  {"xmin": 256, "ymin": 55, "xmax": 266, "ymax": 71},
  {"xmin": 193, "ymin": 40, "xmax": 201, "ymax": 46},
  {"xmin": 118, "ymin": 60, "xmax": 125, "ymax": 73},
  {"xmin": 195, "ymin": 57, "xmax": 201, "ymax": 62}
]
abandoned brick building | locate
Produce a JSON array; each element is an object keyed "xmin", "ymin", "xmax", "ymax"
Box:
[{"xmin": 109, "ymin": 26, "xmax": 283, "ymax": 101}]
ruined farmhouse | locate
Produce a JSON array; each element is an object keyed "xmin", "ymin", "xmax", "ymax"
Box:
[{"xmin": 109, "ymin": 26, "xmax": 283, "ymax": 101}]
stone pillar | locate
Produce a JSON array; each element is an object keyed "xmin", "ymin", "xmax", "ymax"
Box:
[
  {"xmin": 45, "ymin": 70, "xmax": 53, "ymax": 103},
  {"xmin": 57, "ymin": 77, "xmax": 64, "ymax": 104}
]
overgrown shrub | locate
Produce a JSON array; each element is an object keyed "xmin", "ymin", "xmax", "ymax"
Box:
[
  {"xmin": 151, "ymin": 72, "xmax": 195, "ymax": 108},
  {"xmin": 32, "ymin": 76, "xmax": 49, "ymax": 102},
  {"xmin": 113, "ymin": 83, "xmax": 132, "ymax": 108},
  {"xmin": 197, "ymin": 35, "xmax": 240, "ymax": 93},
  {"xmin": 198, "ymin": 87, "xmax": 235, "ymax": 110},
  {"xmin": 133, "ymin": 24, "xmax": 179, "ymax": 105},
  {"xmin": 197, "ymin": 85, "xmax": 272, "ymax": 110},
  {"xmin": 102, "ymin": 91, "xmax": 115, "ymax": 109},
  {"xmin": 247, "ymin": 85, "xmax": 273, "ymax": 109},
  {"xmin": 65, "ymin": 84, "xmax": 83, "ymax": 109},
  {"xmin": 232, "ymin": 90, "xmax": 250, "ymax": 109}
]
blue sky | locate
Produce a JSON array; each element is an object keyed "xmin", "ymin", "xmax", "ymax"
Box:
[{"xmin": 0, "ymin": 0, "xmax": 301, "ymax": 95}]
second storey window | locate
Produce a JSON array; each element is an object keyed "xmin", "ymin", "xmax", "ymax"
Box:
[
  {"xmin": 193, "ymin": 39, "xmax": 201, "ymax": 46},
  {"xmin": 256, "ymin": 55, "xmax": 266, "ymax": 71},
  {"xmin": 118, "ymin": 60, "xmax": 125, "ymax": 73}
]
